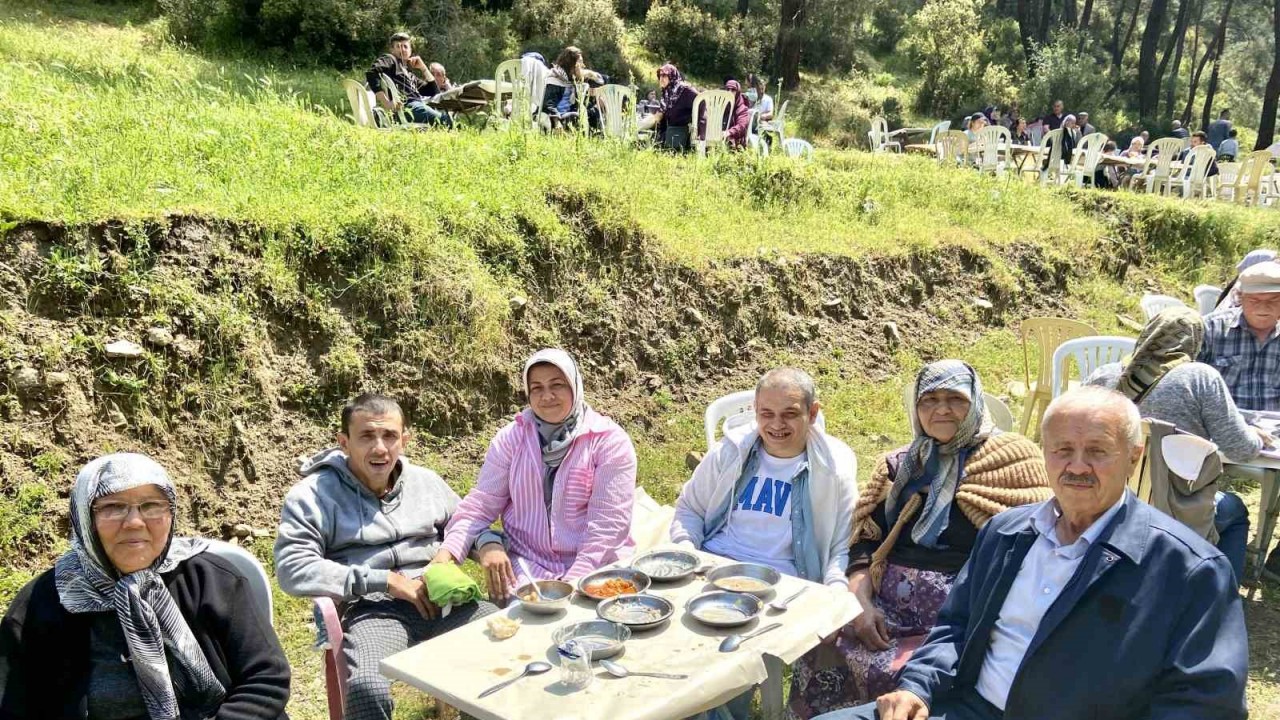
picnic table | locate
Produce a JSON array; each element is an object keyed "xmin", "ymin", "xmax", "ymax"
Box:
[
  {"xmin": 428, "ymin": 80, "xmax": 514, "ymax": 114},
  {"xmin": 1230, "ymin": 412, "xmax": 1280, "ymax": 599},
  {"xmin": 379, "ymin": 549, "xmax": 860, "ymax": 720}
]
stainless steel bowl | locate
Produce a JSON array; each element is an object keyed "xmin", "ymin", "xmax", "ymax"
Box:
[
  {"xmin": 576, "ymin": 567, "xmax": 652, "ymax": 602},
  {"xmin": 630, "ymin": 550, "xmax": 700, "ymax": 583},
  {"xmin": 685, "ymin": 590, "xmax": 763, "ymax": 628},
  {"xmin": 596, "ymin": 593, "xmax": 674, "ymax": 631},
  {"xmin": 706, "ymin": 562, "xmax": 781, "ymax": 598},
  {"xmin": 552, "ymin": 620, "xmax": 631, "ymax": 660},
  {"xmin": 514, "ymin": 580, "xmax": 574, "ymax": 615}
]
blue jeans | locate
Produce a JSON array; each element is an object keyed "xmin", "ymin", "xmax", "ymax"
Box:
[
  {"xmin": 687, "ymin": 689, "xmax": 752, "ymax": 720},
  {"xmin": 405, "ymin": 100, "xmax": 452, "ymax": 128},
  {"xmin": 1215, "ymin": 490, "xmax": 1249, "ymax": 582},
  {"xmin": 817, "ymin": 688, "xmax": 1001, "ymax": 720}
]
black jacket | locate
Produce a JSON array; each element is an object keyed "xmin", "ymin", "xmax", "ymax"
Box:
[{"xmin": 0, "ymin": 554, "xmax": 290, "ymax": 720}]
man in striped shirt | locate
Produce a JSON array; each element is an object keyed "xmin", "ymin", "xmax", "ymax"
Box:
[{"xmin": 1198, "ymin": 260, "xmax": 1280, "ymax": 413}]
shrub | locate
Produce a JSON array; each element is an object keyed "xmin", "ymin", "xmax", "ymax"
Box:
[
  {"xmin": 512, "ymin": 0, "xmax": 628, "ymax": 77},
  {"xmin": 405, "ymin": 2, "xmax": 516, "ymax": 81},
  {"xmin": 160, "ymin": 0, "xmax": 257, "ymax": 51},
  {"xmin": 1019, "ymin": 31, "xmax": 1109, "ymax": 124},
  {"xmin": 903, "ymin": 0, "xmax": 1016, "ymax": 117},
  {"xmin": 643, "ymin": 1, "xmax": 768, "ymax": 81},
  {"xmin": 258, "ymin": 0, "xmax": 402, "ymax": 66}
]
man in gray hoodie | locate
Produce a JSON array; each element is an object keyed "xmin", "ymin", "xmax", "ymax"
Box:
[{"xmin": 275, "ymin": 393, "xmax": 498, "ymax": 720}]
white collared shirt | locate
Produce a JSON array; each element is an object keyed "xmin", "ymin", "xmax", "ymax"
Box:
[{"xmin": 975, "ymin": 496, "xmax": 1126, "ymax": 710}]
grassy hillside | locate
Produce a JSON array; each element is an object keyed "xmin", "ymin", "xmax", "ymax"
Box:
[{"xmin": 3, "ymin": 2, "xmax": 1280, "ymax": 718}]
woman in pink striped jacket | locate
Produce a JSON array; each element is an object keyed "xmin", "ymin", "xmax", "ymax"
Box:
[{"xmin": 434, "ymin": 348, "xmax": 637, "ymax": 601}]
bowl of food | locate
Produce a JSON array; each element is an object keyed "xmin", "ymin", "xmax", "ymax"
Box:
[
  {"xmin": 577, "ymin": 567, "xmax": 651, "ymax": 602},
  {"xmin": 552, "ymin": 620, "xmax": 631, "ymax": 660},
  {"xmin": 685, "ymin": 590, "xmax": 763, "ymax": 628},
  {"xmin": 706, "ymin": 562, "xmax": 780, "ymax": 598},
  {"xmin": 630, "ymin": 550, "xmax": 700, "ymax": 583},
  {"xmin": 596, "ymin": 593, "xmax": 674, "ymax": 631},
  {"xmin": 514, "ymin": 580, "xmax": 574, "ymax": 614}
]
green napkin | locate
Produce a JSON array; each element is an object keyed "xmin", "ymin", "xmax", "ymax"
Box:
[{"xmin": 424, "ymin": 563, "xmax": 485, "ymax": 606}]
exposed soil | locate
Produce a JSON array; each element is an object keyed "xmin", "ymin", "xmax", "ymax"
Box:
[{"xmin": 0, "ymin": 199, "xmax": 1078, "ymax": 585}]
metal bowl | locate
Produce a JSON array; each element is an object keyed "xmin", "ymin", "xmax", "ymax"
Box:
[
  {"xmin": 596, "ymin": 593, "xmax": 674, "ymax": 631},
  {"xmin": 630, "ymin": 550, "xmax": 700, "ymax": 583},
  {"xmin": 686, "ymin": 590, "xmax": 763, "ymax": 628},
  {"xmin": 514, "ymin": 580, "xmax": 574, "ymax": 615},
  {"xmin": 706, "ymin": 562, "xmax": 780, "ymax": 598},
  {"xmin": 576, "ymin": 567, "xmax": 652, "ymax": 602},
  {"xmin": 552, "ymin": 620, "xmax": 631, "ymax": 660}
]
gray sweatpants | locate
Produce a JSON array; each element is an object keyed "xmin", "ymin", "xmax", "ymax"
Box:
[{"xmin": 342, "ymin": 593, "xmax": 498, "ymax": 720}]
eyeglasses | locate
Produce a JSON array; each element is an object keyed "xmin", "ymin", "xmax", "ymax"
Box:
[{"xmin": 92, "ymin": 500, "xmax": 171, "ymax": 522}]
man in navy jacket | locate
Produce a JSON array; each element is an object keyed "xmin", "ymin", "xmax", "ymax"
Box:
[{"xmin": 819, "ymin": 387, "xmax": 1248, "ymax": 720}]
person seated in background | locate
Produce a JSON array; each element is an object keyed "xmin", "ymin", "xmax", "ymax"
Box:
[
  {"xmin": 672, "ymin": 367, "xmax": 858, "ymax": 720},
  {"xmin": 1180, "ymin": 130, "xmax": 1220, "ymax": 177},
  {"xmin": 436, "ymin": 349, "xmax": 637, "ymax": 595},
  {"xmin": 788, "ymin": 361, "xmax": 1050, "ymax": 719},
  {"xmin": 751, "ymin": 73, "xmax": 775, "ymax": 124},
  {"xmin": 1093, "ymin": 139, "xmax": 1120, "ymax": 188},
  {"xmin": 1116, "ymin": 135, "xmax": 1146, "ymax": 189},
  {"xmin": 1010, "ymin": 117, "xmax": 1030, "ymax": 144},
  {"xmin": 1171, "ymin": 118, "xmax": 1189, "ymax": 139},
  {"xmin": 1043, "ymin": 114, "xmax": 1079, "ymax": 173},
  {"xmin": 964, "ymin": 113, "xmax": 987, "ymax": 142},
  {"xmin": 640, "ymin": 90, "xmax": 661, "ymax": 115},
  {"xmin": 1199, "ymin": 260, "xmax": 1280, "ymax": 413},
  {"xmin": 366, "ymin": 32, "xmax": 452, "ymax": 128},
  {"xmin": 1140, "ymin": 129, "xmax": 1151, "ymax": 145},
  {"xmin": 1219, "ymin": 128, "xmax": 1240, "ymax": 161},
  {"xmin": 723, "ymin": 79, "xmax": 752, "ymax": 150},
  {"xmin": 1085, "ymin": 306, "xmax": 1266, "ymax": 581},
  {"xmin": 1042, "ymin": 99, "xmax": 1065, "ymax": 130},
  {"xmin": 275, "ymin": 394, "xmax": 497, "ymax": 720},
  {"xmin": 816, "ymin": 387, "xmax": 1249, "ymax": 720},
  {"xmin": 1214, "ymin": 248, "xmax": 1277, "ymax": 311},
  {"xmin": 641, "ymin": 63, "xmax": 699, "ymax": 152},
  {"xmin": 428, "ymin": 62, "xmax": 453, "ymax": 92},
  {"xmin": 1077, "ymin": 111, "xmax": 1096, "ymax": 136},
  {"xmin": 539, "ymin": 46, "xmax": 603, "ymax": 132},
  {"xmin": 1, "ymin": 454, "xmax": 290, "ymax": 720}
]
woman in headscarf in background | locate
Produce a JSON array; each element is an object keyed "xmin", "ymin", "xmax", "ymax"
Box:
[
  {"xmin": 436, "ymin": 349, "xmax": 637, "ymax": 602},
  {"xmin": 1085, "ymin": 306, "xmax": 1268, "ymax": 581},
  {"xmin": 639, "ymin": 63, "xmax": 699, "ymax": 152},
  {"xmin": 723, "ymin": 79, "xmax": 753, "ymax": 151},
  {"xmin": 787, "ymin": 361, "xmax": 1050, "ymax": 719},
  {"xmin": 0, "ymin": 454, "xmax": 290, "ymax": 720}
]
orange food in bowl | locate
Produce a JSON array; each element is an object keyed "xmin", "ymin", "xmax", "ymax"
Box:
[{"xmin": 584, "ymin": 578, "xmax": 637, "ymax": 598}]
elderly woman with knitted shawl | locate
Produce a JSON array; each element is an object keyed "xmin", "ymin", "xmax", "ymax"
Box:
[{"xmin": 787, "ymin": 361, "xmax": 1050, "ymax": 719}]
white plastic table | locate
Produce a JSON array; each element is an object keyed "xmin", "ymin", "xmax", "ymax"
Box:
[
  {"xmin": 1224, "ymin": 453, "xmax": 1280, "ymax": 599},
  {"xmin": 379, "ymin": 551, "xmax": 860, "ymax": 720}
]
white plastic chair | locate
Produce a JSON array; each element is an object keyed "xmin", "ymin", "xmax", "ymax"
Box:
[
  {"xmin": 1051, "ymin": 336, "xmax": 1137, "ymax": 399},
  {"xmin": 1039, "ymin": 129, "xmax": 1066, "ymax": 186},
  {"xmin": 781, "ymin": 138, "xmax": 814, "ymax": 159},
  {"xmin": 1069, "ymin": 132, "xmax": 1110, "ymax": 188},
  {"xmin": 204, "ymin": 539, "xmax": 273, "ymax": 626},
  {"xmin": 343, "ymin": 79, "xmax": 381, "ymax": 129},
  {"xmin": 868, "ymin": 116, "xmax": 901, "ymax": 153},
  {"xmin": 975, "ymin": 125, "xmax": 1012, "ymax": 176},
  {"xmin": 899, "ymin": 384, "xmax": 1015, "ymax": 432},
  {"xmin": 1140, "ymin": 293, "xmax": 1188, "ymax": 320},
  {"xmin": 691, "ymin": 89, "xmax": 735, "ymax": 156},
  {"xmin": 1137, "ymin": 138, "xmax": 1186, "ymax": 194},
  {"xmin": 1174, "ymin": 145, "xmax": 1219, "ymax": 199},
  {"xmin": 1193, "ymin": 285, "xmax": 1222, "ymax": 315},
  {"xmin": 760, "ymin": 100, "xmax": 788, "ymax": 144},
  {"xmin": 936, "ymin": 130, "xmax": 969, "ymax": 168},
  {"xmin": 598, "ymin": 84, "xmax": 636, "ymax": 141},
  {"xmin": 493, "ymin": 59, "xmax": 531, "ymax": 130},
  {"xmin": 927, "ymin": 120, "xmax": 951, "ymax": 144},
  {"xmin": 521, "ymin": 56, "xmax": 549, "ymax": 126},
  {"xmin": 1217, "ymin": 162, "xmax": 1241, "ymax": 201},
  {"xmin": 705, "ymin": 390, "xmax": 756, "ymax": 450}
]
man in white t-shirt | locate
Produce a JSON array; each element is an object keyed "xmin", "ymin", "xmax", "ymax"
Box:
[{"xmin": 671, "ymin": 367, "xmax": 858, "ymax": 720}]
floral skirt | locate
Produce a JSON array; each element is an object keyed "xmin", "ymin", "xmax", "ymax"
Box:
[{"xmin": 786, "ymin": 563, "xmax": 957, "ymax": 719}]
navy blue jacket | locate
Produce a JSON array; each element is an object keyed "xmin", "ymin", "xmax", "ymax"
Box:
[{"xmin": 897, "ymin": 492, "xmax": 1248, "ymax": 720}]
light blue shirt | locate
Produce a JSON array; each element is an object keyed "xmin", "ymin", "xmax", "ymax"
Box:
[{"xmin": 975, "ymin": 496, "xmax": 1126, "ymax": 710}]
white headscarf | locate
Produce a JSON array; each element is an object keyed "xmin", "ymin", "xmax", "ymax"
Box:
[
  {"xmin": 55, "ymin": 454, "xmax": 224, "ymax": 720},
  {"xmin": 523, "ymin": 348, "xmax": 588, "ymax": 469}
]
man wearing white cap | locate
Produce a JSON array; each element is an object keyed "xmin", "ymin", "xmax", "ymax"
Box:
[
  {"xmin": 1214, "ymin": 248, "xmax": 1277, "ymax": 311},
  {"xmin": 1200, "ymin": 260, "xmax": 1280, "ymax": 412}
]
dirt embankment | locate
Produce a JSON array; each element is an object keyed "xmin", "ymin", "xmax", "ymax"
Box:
[{"xmin": 0, "ymin": 197, "xmax": 1078, "ymax": 584}]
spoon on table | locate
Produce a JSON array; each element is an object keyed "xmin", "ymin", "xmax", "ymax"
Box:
[
  {"xmin": 600, "ymin": 660, "xmax": 689, "ymax": 680},
  {"xmin": 719, "ymin": 622, "xmax": 782, "ymax": 652},
  {"xmin": 768, "ymin": 586, "xmax": 808, "ymax": 612},
  {"xmin": 478, "ymin": 661, "xmax": 552, "ymax": 698}
]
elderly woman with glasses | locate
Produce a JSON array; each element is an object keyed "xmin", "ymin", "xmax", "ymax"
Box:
[
  {"xmin": 787, "ymin": 361, "xmax": 1051, "ymax": 719},
  {"xmin": 0, "ymin": 453, "xmax": 290, "ymax": 720}
]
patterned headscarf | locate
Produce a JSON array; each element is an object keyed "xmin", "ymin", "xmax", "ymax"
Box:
[
  {"xmin": 885, "ymin": 361, "xmax": 995, "ymax": 548},
  {"xmin": 55, "ymin": 454, "xmax": 224, "ymax": 720},
  {"xmin": 523, "ymin": 348, "xmax": 588, "ymax": 470},
  {"xmin": 658, "ymin": 63, "xmax": 688, "ymax": 113},
  {"xmin": 1117, "ymin": 306, "xmax": 1204, "ymax": 402}
]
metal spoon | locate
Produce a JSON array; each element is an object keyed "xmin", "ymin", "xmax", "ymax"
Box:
[
  {"xmin": 600, "ymin": 659, "xmax": 688, "ymax": 680},
  {"xmin": 516, "ymin": 557, "xmax": 545, "ymax": 601},
  {"xmin": 768, "ymin": 586, "xmax": 808, "ymax": 612},
  {"xmin": 719, "ymin": 622, "xmax": 782, "ymax": 652},
  {"xmin": 478, "ymin": 661, "xmax": 552, "ymax": 698}
]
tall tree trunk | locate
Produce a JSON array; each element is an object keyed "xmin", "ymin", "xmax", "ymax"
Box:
[
  {"xmin": 1179, "ymin": 0, "xmax": 1209, "ymax": 126},
  {"xmin": 1109, "ymin": 0, "xmax": 1130, "ymax": 69},
  {"xmin": 1159, "ymin": 0, "xmax": 1192, "ymax": 122},
  {"xmin": 1257, "ymin": 0, "xmax": 1280, "ymax": 148},
  {"xmin": 774, "ymin": 0, "xmax": 807, "ymax": 90},
  {"xmin": 737, "ymin": 0, "xmax": 750, "ymax": 15},
  {"xmin": 1079, "ymin": 0, "xmax": 1095, "ymax": 31},
  {"xmin": 1200, "ymin": 0, "xmax": 1233, "ymax": 127},
  {"xmin": 1019, "ymin": 0, "xmax": 1038, "ymax": 73},
  {"xmin": 1063, "ymin": 0, "xmax": 1078, "ymax": 27},
  {"xmin": 1038, "ymin": 0, "xmax": 1054, "ymax": 42},
  {"xmin": 1138, "ymin": 0, "xmax": 1171, "ymax": 124}
]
